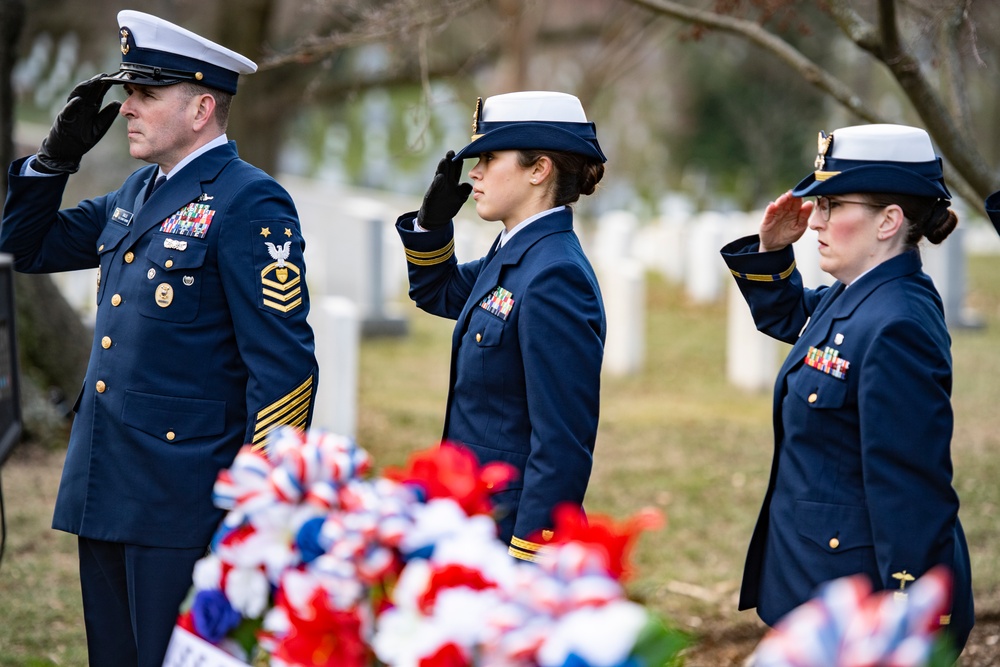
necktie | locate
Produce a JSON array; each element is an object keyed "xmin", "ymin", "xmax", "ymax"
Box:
[{"xmin": 145, "ymin": 174, "xmax": 166, "ymax": 202}]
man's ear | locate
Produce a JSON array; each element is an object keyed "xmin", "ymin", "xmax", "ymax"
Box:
[{"xmin": 191, "ymin": 94, "xmax": 217, "ymax": 132}]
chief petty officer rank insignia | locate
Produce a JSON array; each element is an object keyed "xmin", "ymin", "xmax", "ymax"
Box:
[{"xmin": 257, "ymin": 226, "xmax": 303, "ymax": 316}]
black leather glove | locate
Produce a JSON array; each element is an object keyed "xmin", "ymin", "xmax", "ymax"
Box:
[
  {"xmin": 34, "ymin": 74, "xmax": 122, "ymax": 174},
  {"xmin": 416, "ymin": 150, "xmax": 473, "ymax": 230}
]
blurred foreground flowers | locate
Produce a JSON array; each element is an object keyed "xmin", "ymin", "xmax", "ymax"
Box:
[
  {"xmin": 750, "ymin": 565, "xmax": 957, "ymax": 667},
  {"xmin": 163, "ymin": 428, "xmax": 688, "ymax": 667}
]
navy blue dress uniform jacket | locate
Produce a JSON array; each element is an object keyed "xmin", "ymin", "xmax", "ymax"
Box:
[
  {"xmin": 1, "ymin": 142, "xmax": 318, "ymax": 549},
  {"xmin": 721, "ymin": 235, "xmax": 973, "ymax": 650},
  {"xmin": 397, "ymin": 208, "xmax": 606, "ymax": 560}
]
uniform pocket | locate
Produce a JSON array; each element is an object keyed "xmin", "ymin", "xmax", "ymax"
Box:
[
  {"xmin": 467, "ymin": 309, "xmax": 505, "ymax": 348},
  {"xmin": 463, "ymin": 441, "xmax": 526, "ymax": 490},
  {"xmin": 795, "ymin": 499, "xmax": 874, "ymax": 552},
  {"xmin": 137, "ymin": 233, "xmax": 208, "ymax": 322},
  {"xmin": 789, "ymin": 367, "xmax": 848, "ymax": 409},
  {"xmin": 121, "ymin": 389, "xmax": 225, "ymax": 443}
]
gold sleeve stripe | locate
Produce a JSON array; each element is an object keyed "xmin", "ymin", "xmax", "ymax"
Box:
[
  {"xmin": 251, "ymin": 410, "xmax": 309, "ymax": 450},
  {"xmin": 254, "ymin": 399, "xmax": 311, "ymax": 441},
  {"xmin": 729, "ymin": 260, "xmax": 797, "ymax": 282},
  {"xmin": 509, "ymin": 545, "xmax": 539, "ymax": 562},
  {"xmin": 253, "ymin": 391, "xmax": 312, "ymax": 440},
  {"xmin": 251, "ymin": 413, "xmax": 307, "ymax": 451},
  {"xmin": 404, "ymin": 240, "xmax": 455, "ymax": 266},
  {"xmin": 404, "ymin": 239, "xmax": 455, "ymax": 259},
  {"xmin": 252, "ymin": 375, "xmax": 314, "ymax": 446},
  {"xmin": 510, "ymin": 535, "xmax": 546, "ymax": 552}
]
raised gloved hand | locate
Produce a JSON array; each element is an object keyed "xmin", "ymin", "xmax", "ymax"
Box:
[
  {"xmin": 416, "ymin": 150, "xmax": 473, "ymax": 230},
  {"xmin": 34, "ymin": 74, "xmax": 122, "ymax": 174}
]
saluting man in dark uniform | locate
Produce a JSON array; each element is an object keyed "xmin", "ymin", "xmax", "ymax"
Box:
[{"xmin": 0, "ymin": 11, "xmax": 317, "ymax": 666}]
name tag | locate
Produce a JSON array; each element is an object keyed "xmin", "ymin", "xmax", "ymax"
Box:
[{"xmin": 112, "ymin": 207, "xmax": 134, "ymax": 226}]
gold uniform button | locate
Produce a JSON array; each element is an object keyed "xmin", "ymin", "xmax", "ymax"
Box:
[
  {"xmin": 165, "ymin": 259, "xmax": 174, "ymax": 268},
  {"xmin": 101, "ymin": 336, "xmax": 112, "ymax": 349},
  {"xmin": 95, "ymin": 380, "xmax": 106, "ymax": 393},
  {"xmin": 808, "ymin": 392, "xmax": 818, "ymax": 404},
  {"xmin": 166, "ymin": 431, "xmax": 176, "ymax": 441},
  {"xmin": 111, "ymin": 294, "xmax": 122, "ymax": 306},
  {"xmin": 476, "ymin": 333, "xmax": 482, "ymax": 343},
  {"xmin": 829, "ymin": 537, "xmax": 840, "ymax": 549},
  {"xmin": 98, "ymin": 244, "xmax": 105, "ymax": 252},
  {"xmin": 124, "ymin": 252, "xmax": 135, "ymax": 264}
]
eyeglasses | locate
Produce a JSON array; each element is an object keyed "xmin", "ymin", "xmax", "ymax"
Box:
[{"xmin": 814, "ymin": 196, "xmax": 889, "ymax": 222}]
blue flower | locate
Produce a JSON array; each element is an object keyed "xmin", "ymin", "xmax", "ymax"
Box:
[
  {"xmin": 296, "ymin": 516, "xmax": 327, "ymax": 564},
  {"xmin": 191, "ymin": 589, "xmax": 242, "ymax": 644}
]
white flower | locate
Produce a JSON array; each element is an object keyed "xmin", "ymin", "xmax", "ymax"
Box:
[
  {"xmin": 372, "ymin": 605, "xmax": 428, "ymax": 667},
  {"xmin": 191, "ymin": 554, "xmax": 223, "ymax": 591},
  {"xmin": 225, "ymin": 566, "xmax": 271, "ymax": 618},
  {"xmin": 537, "ymin": 600, "xmax": 648, "ymax": 667},
  {"xmin": 399, "ymin": 498, "xmax": 502, "ymax": 556},
  {"xmin": 433, "ymin": 587, "xmax": 503, "ymax": 639}
]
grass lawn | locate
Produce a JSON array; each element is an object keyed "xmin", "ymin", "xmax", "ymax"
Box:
[{"xmin": 2, "ymin": 254, "xmax": 999, "ymax": 665}]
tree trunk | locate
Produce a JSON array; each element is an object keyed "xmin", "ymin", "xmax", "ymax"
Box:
[
  {"xmin": 14, "ymin": 273, "xmax": 91, "ymax": 415},
  {"xmin": 0, "ymin": 0, "xmax": 26, "ymax": 198},
  {"xmin": 213, "ymin": 0, "xmax": 288, "ymax": 176},
  {"xmin": 1, "ymin": 0, "xmax": 89, "ymax": 447}
]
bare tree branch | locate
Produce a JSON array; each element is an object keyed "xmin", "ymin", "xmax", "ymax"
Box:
[
  {"xmin": 626, "ymin": 0, "xmax": 882, "ymax": 122},
  {"xmin": 870, "ymin": 0, "xmax": 996, "ymax": 197},
  {"xmin": 624, "ymin": 0, "xmax": 1000, "ymax": 203},
  {"xmin": 259, "ymin": 0, "xmax": 488, "ymax": 69}
]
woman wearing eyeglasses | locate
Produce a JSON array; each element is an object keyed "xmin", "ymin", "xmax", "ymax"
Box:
[{"xmin": 720, "ymin": 124, "xmax": 973, "ymax": 656}]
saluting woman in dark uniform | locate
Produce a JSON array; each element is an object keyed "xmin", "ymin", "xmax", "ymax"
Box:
[
  {"xmin": 396, "ymin": 91, "xmax": 607, "ymax": 561},
  {"xmin": 721, "ymin": 123, "xmax": 973, "ymax": 656}
]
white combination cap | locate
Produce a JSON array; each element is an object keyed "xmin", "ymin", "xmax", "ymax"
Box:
[
  {"xmin": 102, "ymin": 10, "xmax": 256, "ymax": 95},
  {"xmin": 791, "ymin": 123, "xmax": 949, "ymax": 199},
  {"xmin": 452, "ymin": 91, "xmax": 606, "ymax": 162}
]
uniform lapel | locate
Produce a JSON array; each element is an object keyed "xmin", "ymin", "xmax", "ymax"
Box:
[
  {"xmin": 132, "ymin": 168, "xmax": 157, "ymax": 214},
  {"xmin": 125, "ymin": 142, "xmax": 240, "ymax": 250},
  {"xmin": 454, "ymin": 209, "xmax": 575, "ymax": 336},
  {"xmin": 777, "ymin": 251, "xmax": 923, "ymax": 380}
]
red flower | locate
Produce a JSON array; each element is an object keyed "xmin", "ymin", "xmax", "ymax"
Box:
[
  {"xmin": 419, "ymin": 641, "xmax": 471, "ymax": 667},
  {"xmin": 537, "ymin": 504, "xmax": 664, "ymax": 581},
  {"xmin": 384, "ymin": 442, "xmax": 518, "ymax": 516},
  {"xmin": 417, "ymin": 563, "xmax": 498, "ymax": 614},
  {"xmin": 269, "ymin": 586, "xmax": 369, "ymax": 667},
  {"xmin": 176, "ymin": 610, "xmax": 197, "ymax": 634}
]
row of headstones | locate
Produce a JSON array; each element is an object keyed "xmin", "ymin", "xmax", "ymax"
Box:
[
  {"xmin": 48, "ymin": 179, "xmax": 996, "ymax": 437},
  {"xmin": 593, "ymin": 199, "xmax": 998, "ymax": 392}
]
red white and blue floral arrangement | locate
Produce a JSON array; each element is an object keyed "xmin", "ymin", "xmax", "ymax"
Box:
[{"xmin": 163, "ymin": 427, "xmax": 957, "ymax": 667}]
